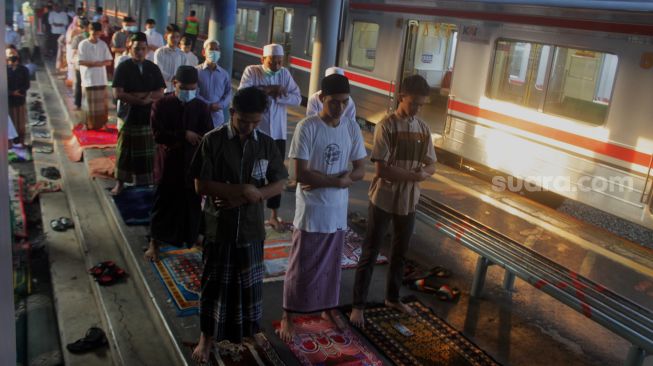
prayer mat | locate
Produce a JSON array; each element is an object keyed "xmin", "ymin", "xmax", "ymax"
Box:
[
  {"xmin": 263, "ymin": 225, "xmax": 388, "ymax": 283},
  {"xmin": 65, "ymin": 123, "xmax": 119, "ymax": 162},
  {"xmin": 273, "ymin": 313, "xmax": 383, "ymax": 366},
  {"xmin": 111, "ymin": 186, "xmax": 154, "ymax": 225},
  {"xmin": 9, "ymin": 168, "xmax": 27, "ymax": 238},
  {"xmin": 88, "ymin": 155, "xmax": 116, "ymax": 180},
  {"xmin": 151, "ymin": 246, "xmax": 201, "ymax": 316},
  {"xmin": 344, "ymin": 298, "xmax": 501, "ymax": 366},
  {"xmin": 27, "ymin": 180, "xmax": 62, "ymax": 203},
  {"xmin": 183, "ymin": 333, "xmax": 286, "ymax": 366}
]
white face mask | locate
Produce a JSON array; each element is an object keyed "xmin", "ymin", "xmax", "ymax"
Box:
[{"xmin": 206, "ymin": 50, "xmax": 220, "ymax": 63}]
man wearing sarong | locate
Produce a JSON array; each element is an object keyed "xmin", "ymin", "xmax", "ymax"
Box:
[
  {"xmin": 350, "ymin": 75, "xmax": 437, "ymax": 326},
  {"xmin": 277, "ymin": 74, "xmax": 367, "ymax": 341},
  {"xmin": 238, "ymin": 43, "xmax": 301, "ymax": 232},
  {"xmin": 145, "ymin": 66, "xmax": 213, "ymax": 261},
  {"xmin": 6, "ymin": 46, "xmax": 30, "ymax": 147},
  {"xmin": 78, "ymin": 22, "xmax": 112, "ymax": 130},
  {"xmin": 111, "ymin": 32, "xmax": 165, "ymax": 195},
  {"xmin": 154, "ymin": 24, "xmax": 188, "ymax": 93},
  {"xmin": 190, "ymin": 87, "xmax": 288, "ymax": 363}
]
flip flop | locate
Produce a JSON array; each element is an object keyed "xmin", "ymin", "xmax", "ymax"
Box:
[
  {"xmin": 59, "ymin": 217, "xmax": 74, "ymax": 229},
  {"xmin": 41, "ymin": 167, "xmax": 61, "ymax": 180},
  {"xmin": 50, "ymin": 219, "xmax": 66, "ymax": 232},
  {"xmin": 30, "ymin": 120, "xmax": 46, "ymax": 127},
  {"xmin": 33, "ymin": 131, "xmax": 51, "ymax": 139},
  {"xmin": 66, "ymin": 327, "xmax": 108, "ymax": 354},
  {"xmin": 34, "ymin": 145, "xmax": 54, "ymax": 154},
  {"xmin": 435, "ymin": 285, "xmax": 461, "ymax": 302}
]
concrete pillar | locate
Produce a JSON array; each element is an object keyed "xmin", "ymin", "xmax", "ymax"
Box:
[
  {"xmin": 208, "ymin": 0, "xmax": 236, "ymax": 122},
  {"xmin": 1, "ymin": 3, "xmax": 18, "ymax": 366},
  {"xmin": 149, "ymin": 0, "xmax": 168, "ymax": 34},
  {"xmin": 308, "ymin": 0, "xmax": 344, "ymax": 96}
]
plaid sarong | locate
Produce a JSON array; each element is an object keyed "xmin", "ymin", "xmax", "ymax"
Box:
[
  {"xmin": 84, "ymin": 86, "xmax": 108, "ymax": 130},
  {"xmin": 115, "ymin": 122, "xmax": 154, "ymax": 184},
  {"xmin": 8, "ymin": 104, "xmax": 27, "ymax": 141},
  {"xmin": 199, "ymin": 240, "xmax": 264, "ymax": 343}
]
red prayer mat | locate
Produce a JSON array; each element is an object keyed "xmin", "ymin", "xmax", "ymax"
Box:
[
  {"xmin": 273, "ymin": 313, "xmax": 383, "ymax": 366},
  {"xmin": 65, "ymin": 124, "xmax": 118, "ymax": 162}
]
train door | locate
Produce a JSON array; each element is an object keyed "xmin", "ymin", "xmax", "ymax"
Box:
[
  {"xmin": 270, "ymin": 7, "xmax": 294, "ymax": 66},
  {"xmin": 398, "ymin": 20, "xmax": 458, "ymax": 135}
]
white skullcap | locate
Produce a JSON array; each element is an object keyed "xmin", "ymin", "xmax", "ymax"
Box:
[
  {"xmin": 203, "ymin": 39, "xmax": 220, "ymax": 49},
  {"xmin": 263, "ymin": 43, "xmax": 284, "ymax": 56},
  {"xmin": 325, "ymin": 67, "xmax": 345, "ymax": 77}
]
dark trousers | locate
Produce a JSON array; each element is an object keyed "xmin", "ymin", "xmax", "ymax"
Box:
[
  {"xmin": 266, "ymin": 139, "xmax": 286, "ymax": 210},
  {"xmin": 74, "ymin": 69, "xmax": 82, "ymax": 108},
  {"xmin": 47, "ymin": 33, "xmax": 59, "ymax": 56},
  {"xmin": 353, "ymin": 203, "xmax": 416, "ymax": 308},
  {"xmin": 184, "ymin": 33, "xmax": 197, "ymax": 50}
]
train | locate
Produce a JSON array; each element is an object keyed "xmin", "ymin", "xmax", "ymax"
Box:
[{"xmin": 96, "ymin": 0, "xmax": 653, "ymax": 231}]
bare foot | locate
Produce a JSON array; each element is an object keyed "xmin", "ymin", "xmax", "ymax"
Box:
[
  {"xmin": 144, "ymin": 241, "xmax": 159, "ymax": 262},
  {"xmin": 267, "ymin": 213, "xmax": 285, "ymax": 232},
  {"xmin": 191, "ymin": 333, "xmax": 212, "ymax": 364},
  {"xmin": 385, "ymin": 300, "xmax": 417, "ymax": 316},
  {"xmin": 109, "ymin": 181, "xmax": 123, "ymax": 196},
  {"xmin": 350, "ymin": 308, "xmax": 365, "ymax": 328},
  {"xmin": 276, "ymin": 312, "xmax": 295, "ymax": 342}
]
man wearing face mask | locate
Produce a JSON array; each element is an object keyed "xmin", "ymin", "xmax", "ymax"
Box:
[
  {"xmin": 145, "ymin": 65, "xmax": 213, "ymax": 261},
  {"xmin": 238, "ymin": 43, "xmax": 301, "ymax": 232},
  {"xmin": 111, "ymin": 32, "xmax": 166, "ymax": 195},
  {"xmin": 143, "ymin": 18, "xmax": 164, "ymax": 61},
  {"xmin": 6, "ymin": 46, "xmax": 30, "ymax": 147},
  {"xmin": 78, "ymin": 22, "xmax": 113, "ymax": 130},
  {"xmin": 111, "ymin": 16, "xmax": 137, "ymax": 67},
  {"xmin": 196, "ymin": 39, "xmax": 232, "ymax": 129}
]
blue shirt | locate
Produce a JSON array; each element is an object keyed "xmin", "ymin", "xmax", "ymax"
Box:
[{"xmin": 196, "ymin": 62, "xmax": 233, "ymax": 128}]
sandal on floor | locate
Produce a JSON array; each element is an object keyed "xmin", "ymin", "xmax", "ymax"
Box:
[
  {"xmin": 41, "ymin": 167, "xmax": 61, "ymax": 180},
  {"xmin": 59, "ymin": 217, "xmax": 74, "ymax": 229},
  {"xmin": 66, "ymin": 327, "xmax": 108, "ymax": 354},
  {"xmin": 50, "ymin": 219, "xmax": 66, "ymax": 232},
  {"xmin": 34, "ymin": 145, "xmax": 54, "ymax": 154},
  {"xmin": 429, "ymin": 265, "xmax": 452, "ymax": 278},
  {"xmin": 435, "ymin": 285, "xmax": 461, "ymax": 302}
]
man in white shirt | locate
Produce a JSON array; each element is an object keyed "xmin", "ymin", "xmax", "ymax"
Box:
[
  {"xmin": 196, "ymin": 39, "xmax": 232, "ymax": 128},
  {"xmin": 144, "ymin": 18, "xmax": 164, "ymax": 61},
  {"xmin": 48, "ymin": 3, "xmax": 69, "ymax": 56},
  {"xmin": 78, "ymin": 22, "xmax": 113, "ymax": 130},
  {"xmin": 181, "ymin": 36, "xmax": 198, "ymax": 66},
  {"xmin": 306, "ymin": 67, "xmax": 357, "ymax": 123},
  {"xmin": 154, "ymin": 23, "xmax": 188, "ymax": 93},
  {"xmin": 238, "ymin": 43, "xmax": 301, "ymax": 231},
  {"xmin": 277, "ymin": 74, "xmax": 367, "ymax": 341}
]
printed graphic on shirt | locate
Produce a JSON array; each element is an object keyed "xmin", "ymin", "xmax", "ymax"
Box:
[
  {"xmin": 251, "ymin": 159, "xmax": 269, "ymax": 180},
  {"xmin": 323, "ymin": 143, "xmax": 341, "ymax": 166}
]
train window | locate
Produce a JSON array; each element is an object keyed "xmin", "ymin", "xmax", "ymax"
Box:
[
  {"xmin": 236, "ymin": 8, "xmax": 260, "ymax": 43},
  {"xmin": 489, "ymin": 40, "xmax": 617, "ymax": 125},
  {"xmin": 349, "ymin": 21, "xmax": 379, "ymax": 71},
  {"xmin": 307, "ymin": 16, "xmax": 317, "ymax": 56}
]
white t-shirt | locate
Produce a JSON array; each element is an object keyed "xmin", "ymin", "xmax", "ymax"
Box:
[
  {"xmin": 289, "ymin": 115, "xmax": 367, "ymax": 233},
  {"xmin": 185, "ymin": 51, "xmax": 199, "ymax": 67},
  {"xmin": 144, "ymin": 29, "xmax": 164, "ymax": 61},
  {"xmin": 78, "ymin": 39, "xmax": 112, "ymax": 87},
  {"xmin": 48, "ymin": 11, "xmax": 69, "ymax": 35}
]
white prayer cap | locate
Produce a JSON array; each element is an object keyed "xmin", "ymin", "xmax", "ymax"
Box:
[
  {"xmin": 325, "ymin": 67, "xmax": 345, "ymax": 77},
  {"xmin": 203, "ymin": 39, "xmax": 220, "ymax": 49},
  {"xmin": 263, "ymin": 43, "xmax": 284, "ymax": 57}
]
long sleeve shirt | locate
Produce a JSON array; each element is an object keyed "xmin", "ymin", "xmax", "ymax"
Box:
[
  {"xmin": 196, "ymin": 62, "xmax": 233, "ymax": 128},
  {"xmin": 306, "ymin": 90, "xmax": 357, "ymax": 124},
  {"xmin": 7, "ymin": 65, "xmax": 30, "ymax": 106},
  {"xmin": 154, "ymin": 45, "xmax": 189, "ymax": 93},
  {"xmin": 238, "ymin": 65, "xmax": 301, "ymax": 141}
]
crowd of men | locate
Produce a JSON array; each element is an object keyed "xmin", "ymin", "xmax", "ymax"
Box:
[{"xmin": 7, "ymin": 5, "xmax": 437, "ymax": 363}]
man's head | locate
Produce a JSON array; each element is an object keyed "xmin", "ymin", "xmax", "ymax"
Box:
[
  {"xmin": 52, "ymin": 3, "xmax": 60, "ymax": 11},
  {"xmin": 261, "ymin": 43, "xmax": 284, "ymax": 73},
  {"xmin": 88, "ymin": 22, "xmax": 102, "ymax": 40},
  {"xmin": 202, "ymin": 39, "xmax": 220, "ymax": 64},
  {"xmin": 78, "ymin": 17, "xmax": 89, "ymax": 31},
  {"xmin": 173, "ymin": 65, "xmax": 198, "ymax": 102},
  {"xmin": 230, "ymin": 87, "xmax": 269, "ymax": 137},
  {"xmin": 190, "ymin": 10, "xmax": 196, "ymax": 17},
  {"xmin": 76, "ymin": 7, "xmax": 84, "ymax": 16},
  {"xmin": 180, "ymin": 36, "xmax": 192, "ymax": 53},
  {"xmin": 319, "ymin": 74, "xmax": 350, "ymax": 120},
  {"xmin": 6, "ymin": 46, "xmax": 20, "ymax": 66},
  {"xmin": 95, "ymin": 6, "xmax": 103, "ymax": 14},
  {"xmin": 165, "ymin": 24, "xmax": 181, "ymax": 48},
  {"xmin": 397, "ymin": 74, "xmax": 430, "ymax": 118},
  {"xmin": 145, "ymin": 18, "xmax": 156, "ymax": 30},
  {"xmin": 128, "ymin": 32, "xmax": 148, "ymax": 61},
  {"xmin": 122, "ymin": 16, "xmax": 136, "ymax": 32}
]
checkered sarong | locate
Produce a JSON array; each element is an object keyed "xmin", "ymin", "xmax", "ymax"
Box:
[
  {"xmin": 84, "ymin": 86, "xmax": 108, "ymax": 130},
  {"xmin": 199, "ymin": 240, "xmax": 264, "ymax": 343},
  {"xmin": 115, "ymin": 122, "xmax": 154, "ymax": 184}
]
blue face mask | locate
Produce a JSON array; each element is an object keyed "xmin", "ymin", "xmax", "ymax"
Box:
[
  {"xmin": 125, "ymin": 25, "xmax": 138, "ymax": 32},
  {"xmin": 263, "ymin": 65, "xmax": 281, "ymax": 77},
  {"xmin": 178, "ymin": 89, "xmax": 197, "ymax": 103},
  {"xmin": 206, "ymin": 50, "xmax": 220, "ymax": 63}
]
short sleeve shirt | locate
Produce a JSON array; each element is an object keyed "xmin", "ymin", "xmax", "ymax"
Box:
[
  {"xmin": 112, "ymin": 59, "xmax": 166, "ymax": 124},
  {"xmin": 368, "ymin": 113, "xmax": 437, "ymax": 215},
  {"xmin": 78, "ymin": 39, "xmax": 112, "ymax": 87},
  {"xmin": 189, "ymin": 125, "xmax": 289, "ymax": 244}
]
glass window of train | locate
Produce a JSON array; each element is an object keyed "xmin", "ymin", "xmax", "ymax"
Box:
[
  {"xmin": 246, "ymin": 9, "xmax": 260, "ymax": 43},
  {"xmin": 236, "ymin": 8, "xmax": 245, "ymax": 40},
  {"xmin": 349, "ymin": 21, "xmax": 379, "ymax": 71},
  {"xmin": 307, "ymin": 16, "xmax": 317, "ymax": 56},
  {"xmin": 543, "ymin": 48, "xmax": 616, "ymax": 125}
]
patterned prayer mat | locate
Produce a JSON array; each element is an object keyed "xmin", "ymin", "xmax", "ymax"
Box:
[
  {"xmin": 111, "ymin": 186, "xmax": 154, "ymax": 225},
  {"xmin": 9, "ymin": 167, "xmax": 27, "ymax": 238},
  {"xmin": 273, "ymin": 313, "xmax": 383, "ymax": 366},
  {"xmin": 263, "ymin": 224, "xmax": 388, "ymax": 282},
  {"xmin": 184, "ymin": 333, "xmax": 286, "ymax": 366},
  {"xmin": 345, "ymin": 299, "xmax": 501, "ymax": 366},
  {"xmin": 72, "ymin": 123, "xmax": 118, "ymax": 147},
  {"xmin": 152, "ymin": 246, "xmax": 202, "ymax": 316}
]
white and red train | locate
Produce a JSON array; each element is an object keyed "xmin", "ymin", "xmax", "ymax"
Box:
[{"xmin": 106, "ymin": 0, "xmax": 653, "ymax": 230}]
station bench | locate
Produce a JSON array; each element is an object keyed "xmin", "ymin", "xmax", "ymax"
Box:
[{"xmin": 417, "ymin": 195, "xmax": 653, "ymax": 366}]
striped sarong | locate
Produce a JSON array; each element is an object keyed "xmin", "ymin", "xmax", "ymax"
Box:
[
  {"xmin": 199, "ymin": 240, "xmax": 264, "ymax": 343},
  {"xmin": 8, "ymin": 104, "xmax": 27, "ymax": 141},
  {"xmin": 84, "ymin": 86, "xmax": 108, "ymax": 130},
  {"xmin": 283, "ymin": 229, "xmax": 346, "ymax": 313},
  {"xmin": 115, "ymin": 122, "xmax": 154, "ymax": 185}
]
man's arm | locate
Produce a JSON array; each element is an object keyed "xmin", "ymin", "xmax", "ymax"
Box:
[{"xmin": 295, "ymin": 159, "xmax": 350, "ymax": 189}]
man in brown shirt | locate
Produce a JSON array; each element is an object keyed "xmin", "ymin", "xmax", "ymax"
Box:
[{"xmin": 351, "ymin": 75, "xmax": 437, "ymax": 325}]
